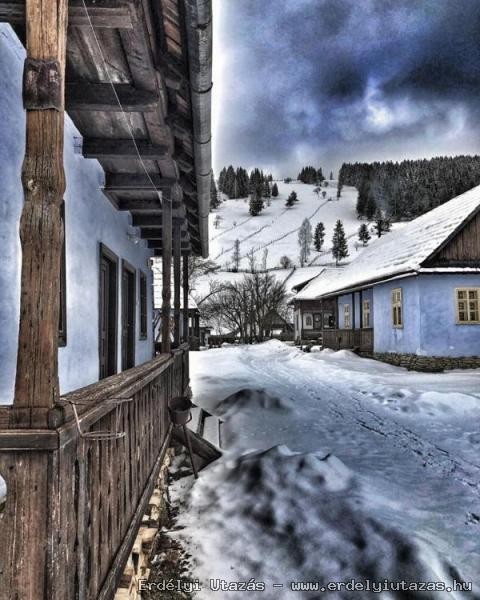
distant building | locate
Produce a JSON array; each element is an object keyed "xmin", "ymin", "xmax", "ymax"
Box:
[{"xmin": 292, "ymin": 187, "xmax": 480, "ymax": 370}]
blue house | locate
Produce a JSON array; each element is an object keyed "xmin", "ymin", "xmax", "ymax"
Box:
[{"xmin": 293, "ymin": 186, "xmax": 480, "ymax": 370}]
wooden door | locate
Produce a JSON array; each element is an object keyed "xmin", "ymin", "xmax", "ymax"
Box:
[
  {"xmin": 122, "ymin": 263, "xmax": 136, "ymax": 371},
  {"xmin": 99, "ymin": 245, "xmax": 118, "ymax": 379}
]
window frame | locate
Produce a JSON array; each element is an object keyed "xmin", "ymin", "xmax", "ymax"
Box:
[
  {"xmin": 362, "ymin": 299, "xmax": 371, "ymax": 329},
  {"xmin": 455, "ymin": 287, "xmax": 480, "ymax": 325},
  {"xmin": 391, "ymin": 288, "xmax": 403, "ymax": 328},
  {"xmin": 343, "ymin": 303, "xmax": 351, "ymax": 329},
  {"xmin": 304, "ymin": 314, "xmax": 313, "ymax": 327},
  {"xmin": 139, "ymin": 271, "xmax": 148, "ymax": 339}
]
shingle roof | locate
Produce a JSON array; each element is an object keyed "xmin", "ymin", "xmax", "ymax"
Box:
[{"xmin": 295, "ymin": 185, "xmax": 480, "ymax": 300}]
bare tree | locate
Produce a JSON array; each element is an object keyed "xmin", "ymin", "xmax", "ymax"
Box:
[
  {"xmin": 298, "ymin": 218, "xmax": 313, "ymax": 267},
  {"xmin": 202, "ymin": 272, "xmax": 288, "ymax": 343},
  {"xmin": 232, "ymin": 239, "xmax": 241, "ymax": 271},
  {"xmin": 247, "ymin": 248, "xmax": 257, "ymax": 273}
]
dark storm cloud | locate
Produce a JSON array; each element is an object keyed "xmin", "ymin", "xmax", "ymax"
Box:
[{"xmin": 213, "ymin": 0, "xmax": 480, "ymax": 176}]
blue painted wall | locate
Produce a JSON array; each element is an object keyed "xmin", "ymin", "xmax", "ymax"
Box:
[
  {"xmin": 418, "ymin": 274, "xmax": 480, "ymax": 357},
  {"xmin": 373, "ymin": 277, "xmax": 421, "ymax": 354},
  {"xmin": 0, "ymin": 26, "xmax": 154, "ymax": 404},
  {"xmin": 373, "ymin": 274, "xmax": 480, "ymax": 356}
]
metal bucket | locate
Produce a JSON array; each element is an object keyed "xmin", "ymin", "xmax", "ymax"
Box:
[{"xmin": 168, "ymin": 396, "xmax": 192, "ymax": 426}]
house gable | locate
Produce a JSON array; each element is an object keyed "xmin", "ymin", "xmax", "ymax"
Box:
[{"xmin": 423, "ymin": 209, "xmax": 480, "ymax": 267}]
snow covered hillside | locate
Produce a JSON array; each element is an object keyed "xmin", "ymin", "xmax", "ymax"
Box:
[
  {"xmin": 209, "ymin": 181, "xmax": 363, "ymax": 270},
  {"xmin": 171, "ymin": 342, "xmax": 480, "ymax": 598}
]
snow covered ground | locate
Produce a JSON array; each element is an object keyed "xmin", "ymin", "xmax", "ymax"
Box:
[
  {"xmin": 171, "ymin": 342, "xmax": 480, "ymax": 598},
  {"xmin": 209, "ymin": 182, "xmax": 365, "ymax": 271}
]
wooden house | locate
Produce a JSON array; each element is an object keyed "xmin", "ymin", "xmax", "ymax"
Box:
[
  {"xmin": 293, "ymin": 187, "xmax": 480, "ymax": 370},
  {"xmin": 0, "ymin": 0, "xmax": 212, "ymax": 598}
]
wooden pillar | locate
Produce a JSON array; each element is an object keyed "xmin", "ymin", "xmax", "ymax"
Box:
[
  {"xmin": 161, "ymin": 195, "xmax": 172, "ymax": 354},
  {"xmin": 0, "ymin": 0, "xmax": 68, "ymax": 597},
  {"xmin": 13, "ymin": 0, "xmax": 68, "ymax": 427},
  {"xmin": 172, "ymin": 219, "xmax": 182, "ymax": 348},
  {"xmin": 182, "ymin": 253, "xmax": 189, "ymax": 344}
]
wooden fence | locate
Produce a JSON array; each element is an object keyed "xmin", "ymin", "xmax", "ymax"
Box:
[{"xmin": 0, "ymin": 345, "xmax": 189, "ymax": 600}]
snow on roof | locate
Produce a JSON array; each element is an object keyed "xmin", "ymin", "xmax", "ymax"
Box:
[{"xmin": 295, "ymin": 185, "xmax": 480, "ymax": 300}]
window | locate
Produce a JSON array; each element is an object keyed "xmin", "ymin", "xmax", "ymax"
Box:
[
  {"xmin": 456, "ymin": 288, "xmax": 480, "ymax": 324},
  {"xmin": 343, "ymin": 304, "xmax": 351, "ymax": 328},
  {"xmin": 139, "ymin": 271, "xmax": 148, "ymax": 339},
  {"xmin": 58, "ymin": 201, "xmax": 67, "ymax": 346},
  {"xmin": 362, "ymin": 299, "xmax": 371, "ymax": 328},
  {"xmin": 323, "ymin": 312, "xmax": 334, "ymax": 328},
  {"xmin": 392, "ymin": 288, "xmax": 403, "ymax": 328},
  {"xmin": 313, "ymin": 313, "xmax": 322, "ymax": 328},
  {"xmin": 305, "ymin": 314, "xmax": 313, "ymax": 327}
]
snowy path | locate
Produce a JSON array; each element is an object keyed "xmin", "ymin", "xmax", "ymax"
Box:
[{"xmin": 173, "ymin": 342, "xmax": 480, "ymax": 597}]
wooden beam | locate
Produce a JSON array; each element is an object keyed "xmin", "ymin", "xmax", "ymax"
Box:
[
  {"xmin": 175, "ymin": 152, "xmax": 194, "ymax": 174},
  {"xmin": 148, "ymin": 240, "xmax": 191, "ymax": 250},
  {"xmin": 173, "ymin": 221, "xmax": 181, "ymax": 348},
  {"xmin": 66, "ymin": 83, "xmax": 158, "ymax": 112},
  {"xmin": 82, "ymin": 138, "xmax": 169, "ymax": 160},
  {"xmin": 105, "ymin": 172, "xmax": 176, "ymax": 191},
  {"xmin": 140, "ymin": 227, "xmax": 187, "ymax": 239},
  {"xmin": 182, "ymin": 254, "xmax": 189, "ymax": 344},
  {"xmin": 161, "ymin": 188, "xmax": 173, "ymax": 354},
  {"xmin": 117, "ymin": 199, "xmax": 162, "ymax": 211},
  {"xmin": 0, "ymin": 0, "xmax": 133, "ymax": 28}
]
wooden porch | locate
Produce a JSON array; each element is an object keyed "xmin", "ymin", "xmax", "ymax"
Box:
[
  {"xmin": 0, "ymin": 345, "xmax": 189, "ymax": 599},
  {"xmin": 322, "ymin": 328, "xmax": 374, "ymax": 353}
]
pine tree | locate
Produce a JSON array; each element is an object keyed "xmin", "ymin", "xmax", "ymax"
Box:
[
  {"xmin": 231, "ymin": 239, "xmax": 240, "ymax": 271},
  {"xmin": 314, "ymin": 222, "xmax": 325, "ymax": 252},
  {"xmin": 285, "ymin": 191, "xmax": 297, "ymax": 207},
  {"xmin": 330, "ymin": 171, "xmax": 334, "ymax": 180},
  {"xmin": 271, "ymin": 182, "xmax": 279, "ymax": 197},
  {"xmin": 358, "ymin": 223, "xmax": 371, "ymax": 246},
  {"xmin": 263, "ymin": 180, "xmax": 271, "ymax": 198},
  {"xmin": 298, "ymin": 218, "xmax": 313, "ymax": 267},
  {"xmin": 249, "ymin": 190, "xmax": 264, "ymax": 216},
  {"xmin": 365, "ymin": 193, "xmax": 377, "ymax": 220},
  {"xmin": 218, "ymin": 167, "xmax": 227, "ymax": 193},
  {"xmin": 210, "ymin": 173, "xmax": 220, "ymax": 210},
  {"xmin": 332, "ymin": 220, "xmax": 349, "ymax": 266},
  {"xmin": 374, "ymin": 209, "xmax": 384, "ymax": 237}
]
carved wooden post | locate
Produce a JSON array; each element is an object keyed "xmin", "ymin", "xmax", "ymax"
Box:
[
  {"xmin": 182, "ymin": 253, "xmax": 189, "ymax": 344},
  {"xmin": 161, "ymin": 193, "xmax": 172, "ymax": 354},
  {"xmin": 0, "ymin": 0, "xmax": 68, "ymax": 598},
  {"xmin": 13, "ymin": 0, "xmax": 67, "ymax": 427},
  {"xmin": 173, "ymin": 219, "xmax": 182, "ymax": 348}
]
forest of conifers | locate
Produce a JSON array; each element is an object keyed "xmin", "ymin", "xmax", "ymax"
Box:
[{"xmin": 339, "ymin": 155, "xmax": 480, "ymax": 220}]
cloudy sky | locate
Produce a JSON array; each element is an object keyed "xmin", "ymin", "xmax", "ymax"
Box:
[{"xmin": 211, "ymin": 0, "xmax": 480, "ymax": 178}]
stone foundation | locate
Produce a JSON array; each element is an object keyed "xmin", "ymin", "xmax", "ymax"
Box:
[{"xmin": 372, "ymin": 352, "xmax": 480, "ymax": 372}]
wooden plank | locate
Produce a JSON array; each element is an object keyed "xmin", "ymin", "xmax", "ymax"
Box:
[
  {"xmin": 82, "ymin": 138, "xmax": 169, "ymax": 160},
  {"xmin": 0, "ymin": 430, "xmax": 59, "ymax": 450},
  {"xmin": 117, "ymin": 198, "xmax": 162, "ymax": 211},
  {"xmin": 66, "ymin": 83, "xmax": 158, "ymax": 112},
  {"xmin": 0, "ymin": 0, "xmax": 133, "ymax": 28},
  {"xmin": 105, "ymin": 172, "xmax": 176, "ymax": 191},
  {"xmin": 97, "ymin": 425, "xmax": 172, "ymax": 600}
]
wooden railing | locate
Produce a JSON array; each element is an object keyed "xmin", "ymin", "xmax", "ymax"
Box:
[
  {"xmin": 321, "ymin": 328, "xmax": 374, "ymax": 352},
  {"xmin": 0, "ymin": 345, "xmax": 189, "ymax": 600}
]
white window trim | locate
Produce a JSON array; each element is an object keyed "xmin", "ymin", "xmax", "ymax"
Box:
[
  {"xmin": 362, "ymin": 299, "xmax": 371, "ymax": 329},
  {"xmin": 392, "ymin": 288, "xmax": 403, "ymax": 328},
  {"xmin": 343, "ymin": 303, "xmax": 351, "ymax": 329},
  {"xmin": 455, "ymin": 287, "xmax": 480, "ymax": 325}
]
